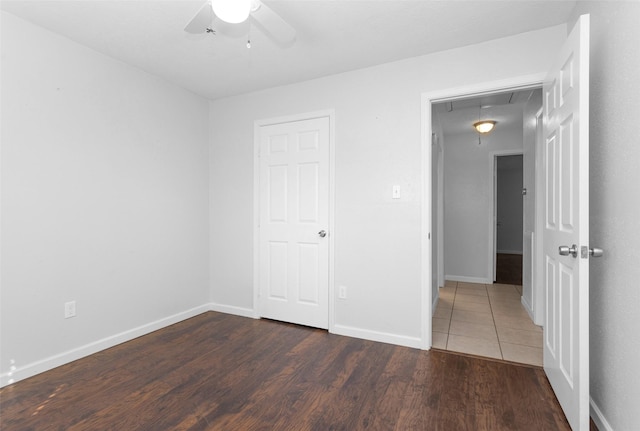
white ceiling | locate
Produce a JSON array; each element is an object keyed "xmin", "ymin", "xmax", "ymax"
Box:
[{"xmin": 1, "ymin": 0, "xmax": 576, "ymax": 100}]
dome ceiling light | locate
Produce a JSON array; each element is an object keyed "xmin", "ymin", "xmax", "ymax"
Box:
[{"xmin": 473, "ymin": 120, "xmax": 497, "ymax": 134}]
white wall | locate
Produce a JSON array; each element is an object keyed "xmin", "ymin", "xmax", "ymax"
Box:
[
  {"xmin": 0, "ymin": 12, "xmax": 210, "ymax": 384},
  {"xmin": 209, "ymin": 25, "xmax": 565, "ymax": 343},
  {"xmin": 443, "ymin": 126, "xmax": 523, "ymax": 283},
  {"xmin": 496, "ymin": 155, "xmax": 523, "ymax": 254},
  {"xmin": 567, "ymin": 3, "xmax": 640, "ymax": 430}
]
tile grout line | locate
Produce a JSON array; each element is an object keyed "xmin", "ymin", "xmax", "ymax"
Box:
[
  {"xmin": 444, "ymin": 282, "xmax": 457, "ymax": 350},
  {"xmin": 487, "ymin": 283, "xmax": 505, "ymax": 361}
]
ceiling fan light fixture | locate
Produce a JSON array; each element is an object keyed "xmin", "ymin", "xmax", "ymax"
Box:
[
  {"xmin": 473, "ymin": 120, "xmax": 497, "ymax": 134},
  {"xmin": 211, "ymin": 0, "xmax": 251, "ymax": 24}
]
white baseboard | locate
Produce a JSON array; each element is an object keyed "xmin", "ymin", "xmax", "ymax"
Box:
[
  {"xmin": 331, "ymin": 324, "xmax": 422, "ymax": 349},
  {"xmin": 446, "ymin": 275, "xmax": 492, "ymax": 284},
  {"xmin": 590, "ymin": 398, "xmax": 613, "ymax": 431},
  {"xmin": 0, "ymin": 300, "xmax": 459, "ymax": 388},
  {"xmin": 208, "ymin": 302, "xmax": 258, "ymax": 319},
  {"xmin": 0, "ymin": 304, "xmax": 209, "ymax": 388},
  {"xmin": 521, "ymin": 295, "xmax": 535, "ymax": 323},
  {"xmin": 432, "ymin": 293, "xmax": 439, "ymax": 315}
]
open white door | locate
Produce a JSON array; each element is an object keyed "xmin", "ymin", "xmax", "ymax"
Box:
[
  {"xmin": 542, "ymin": 14, "xmax": 590, "ymax": 431},
  {"xmin": 258, "ymin": 116, "xmax": 330, "ymax": 329}
]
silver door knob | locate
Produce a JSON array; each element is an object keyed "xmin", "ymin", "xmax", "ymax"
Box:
[
  {"xmin": 589, "ymin": 247, "xmax": 604, "ymax": 258},
  {"xmin": 559, "ymin": 244, "xmax": 578, "ymax": 258},
  {"xmin": 318, "ymin": 230, "xmax": 327, "ymax": 238}
]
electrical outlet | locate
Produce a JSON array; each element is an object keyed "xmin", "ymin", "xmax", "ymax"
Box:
[
  {"xmin": 338, "ymin": 285, "xmax": 347, "ymax": 300},
  {"xmin": 64, "ymin": 301, "xmax": 76, "ymax": 319}
]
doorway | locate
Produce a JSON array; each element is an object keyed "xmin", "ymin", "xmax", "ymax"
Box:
[
  {"xmin": 429, "ymin": 87, "xmax": 543, "ymax": 366},
  {"xmin": 423, "ymin": 17, "xmax": 591, "ymax": 428},
  {"xmin": 494, "ymin": 153, "xmax": 524, "ymax": 286}
]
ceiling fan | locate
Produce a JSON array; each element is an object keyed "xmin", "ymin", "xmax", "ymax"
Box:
[{"xmin": 184, "ymin": 0, "xmax": 296, "ymax": 46}]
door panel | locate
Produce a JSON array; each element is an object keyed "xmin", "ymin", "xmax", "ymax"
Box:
[
  {"xmin": 298, "ymin": 163, "xmax": 319, "ymax": 222},
  {"xmin": 268, "ymin": 165, "xmax": 288, "ymax": 222},
  {"xmin": 267, "ymin": 241, "xmax": 288, "ymax": 300},
  {"xmin": 259, "ymin": 117, "xmax": 330, "ymax": 329},
  {"xmin": 542, "ymin": 14, "xmax": 589, "ymax": 431},
  {"xmin": 298, "ymin": 243, "xmax": 319, "ymax": 303}
]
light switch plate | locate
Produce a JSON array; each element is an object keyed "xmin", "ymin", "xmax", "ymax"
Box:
[
  {"xmin": 64, "ymin": 301, "xmax": 76, "ymax": 319},
  {"xmin": 392, "ymin": 185, "xmax": 401, "ymax": 199},
  {"xmin": 338, "ymin": 285, "xmax": 347, "ymax": 299}
]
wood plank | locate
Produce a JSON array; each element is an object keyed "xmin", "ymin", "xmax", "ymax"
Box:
[{"xmin": 0, "ymin": 312, "xmax": 580, "ymax": 430}]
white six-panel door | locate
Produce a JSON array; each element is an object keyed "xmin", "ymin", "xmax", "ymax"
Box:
[
  {"xmin": 258, "ymin": 116, "xmax": 330, "ymax": 329},
  {"xmin": 542, "ymin": 14, "xmax": 590, "ymax": 431}
]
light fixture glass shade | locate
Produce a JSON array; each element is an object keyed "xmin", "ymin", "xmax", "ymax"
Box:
[
  {"xmin": 212, "ymin": 0, "xmax": 251, "ymax": 24},
  {"xmin": 473, "ymin": 120, "xmax": 496, "ymax": 134}
]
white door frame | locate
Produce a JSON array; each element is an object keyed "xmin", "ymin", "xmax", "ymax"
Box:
[
  {"xmin": 435, "ymin": 134, "xmax": 445, "ymax": 293},
  {"xmin": 532, "ymin": 107, "xmax": 545, "ymax": 326},
  {"xmin": 253, "ymin": 109, "xmax": 336, "ymax": 331},
  {"xmin": 420, "ymin": 74, "xmax": 544, "ymax": 349},
  {"xmin": 491, "ymin": 150, "xmax": 524, "ymax": 283}
]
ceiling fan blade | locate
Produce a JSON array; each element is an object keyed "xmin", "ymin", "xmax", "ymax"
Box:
[
  {"xmin": 251, "ymin": 2, "xmax": 296, "ymax": 46},
  {"xmin": 184, "ymin": 1, "xmax": 213, "ymax": 34}
]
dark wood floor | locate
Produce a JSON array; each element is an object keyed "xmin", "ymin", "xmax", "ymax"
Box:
[
  {"xmin": 496, "ymin": 253, "xmax": 523, "ymax": 285},
  {"xmin": 1, "ymin": 312, "xmax": 574, "ymax": 430}
]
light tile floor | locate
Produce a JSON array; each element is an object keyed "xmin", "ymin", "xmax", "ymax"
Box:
[{"xmin": 432, "ymin": 281, "xmax": 543, "ymax": 366}]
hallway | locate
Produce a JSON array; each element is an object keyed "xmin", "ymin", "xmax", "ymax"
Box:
[{"xmin": 432, "ymin": 281, "xmax": 542, "ymax": 366}]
